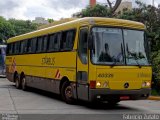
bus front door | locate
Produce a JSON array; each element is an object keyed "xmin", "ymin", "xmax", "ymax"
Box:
[{"xmin": 76, "ymin": 27, "xmax": 89, "ymax": 101}]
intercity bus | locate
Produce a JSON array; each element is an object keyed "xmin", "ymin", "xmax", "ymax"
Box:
[{"xmin": 6, "ymin": 17, "xmax": 152, "ymax": 104}]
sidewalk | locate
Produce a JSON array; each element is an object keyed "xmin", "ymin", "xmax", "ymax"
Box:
[{"xmin": 148, "ymin": 96, "xmax": 160, "ymax": 100}]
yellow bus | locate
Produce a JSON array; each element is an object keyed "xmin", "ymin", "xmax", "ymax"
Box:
[{"xmin": 6, "ymin": 17, "xmax": 152, "ymax": 104}]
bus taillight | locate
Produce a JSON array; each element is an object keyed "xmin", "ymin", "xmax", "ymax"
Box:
[{"xmin": 90, "ymin": 81, "xmax": 96, "ymax": 89}]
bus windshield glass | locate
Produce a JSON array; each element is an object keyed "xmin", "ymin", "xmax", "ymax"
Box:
[{"xmin": 91, "ymin": 27, "xmax": 149, "ymax": 66}]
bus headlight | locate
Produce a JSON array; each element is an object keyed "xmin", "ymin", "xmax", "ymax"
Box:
[
  {"xmin": 146, "ymin": 82, "xmax": 151, "ymax": 86},
  {"xmin": 142, "ymin": 81, "xmax": 151, "ymax": 87},
  {"xmin": 96, "ymin": 82, "xmax": 101, "ymax": 87}
]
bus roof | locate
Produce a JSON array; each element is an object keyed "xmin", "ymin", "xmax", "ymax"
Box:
[{"xmin": 7, "ymin": 17, "xmax": 145, "ymax": 43}]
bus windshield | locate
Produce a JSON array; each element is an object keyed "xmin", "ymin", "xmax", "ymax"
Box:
[{"xmin": 91, "ymin": 27, "xmax": 149, "ymax": 66}]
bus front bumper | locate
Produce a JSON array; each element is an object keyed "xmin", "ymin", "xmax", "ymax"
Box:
[{"xmin": 89, "ymin": 88, "xmax": 151, "ymax": 101}]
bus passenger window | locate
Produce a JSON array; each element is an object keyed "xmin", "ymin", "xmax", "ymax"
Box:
[
  {"xmin": 27, "ymin": 39, "xmax": 32, "ymax": 53},
  {"xmin": 48, "ymin": 34, "xmax": 56, "ymax": 52},
  {"xmin": 53, "ymin": 33, "xmax": 61, "ymax": 51},
  {"xmin": 66, "ymin": 30, "xmax": 75, "ymax": 50},
  {"xmin": 42, "ymin": 36, "xmax": 48, "ymax": 52},
  {"xmin": 24, "ymin": 40, "xmax": 28, "ymax": 53},
  {"xmin": 15, "ymin": 42, "xmax": 20, "ymax": 54},
  {"xmin": 20, "ymin": 40, "xmax": 27, "ymax": 54},
  {"xmin": 31, "ymin": 38, "xmax": 37, "ymax": 53},
  {"xmin": 61, "ymin": 30, "xmax": 76, "ymax": 51},
  {"xmin": 7, "ymin": 44, "xmax": 12, "ymax": 55},
  {"xmin": 37, "ymin": 37, "xmax": 43, "ymax": 52},
  {"xmin": 11, "ymin": 43, "xmax": 15, "ymax": 54},
  {"xmin": 78, "ymin": 28, "xmax": 88, "ymax": 64}
]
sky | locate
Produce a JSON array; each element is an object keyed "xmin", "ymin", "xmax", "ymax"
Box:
[{"xmin": 0, "ymin": 0, "xmax": 159, "ymax": 21}]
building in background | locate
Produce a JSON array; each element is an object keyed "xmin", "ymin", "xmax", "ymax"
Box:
[
  {"xmin": 90, "ymin": 0, "xmax": 96, "ymax": 7},
  {"xmin": 32, "ymin": 17, "xmax": 49, "ymax": 24},
  {"xmin": 116, "ymin": 0, "xmax": 132, "ymax": 13}
]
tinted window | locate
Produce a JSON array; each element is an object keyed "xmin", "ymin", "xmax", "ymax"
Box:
[
  {"xmin": 48, "ymin": 33, "xmax": 61, "ymax": 52},
  {"xmin": 31, "ymin": 38, "xmax": 37, "ymax": 53},
  {"xmin": 78, "ymin": 28, "xmax": 88, "ymax": 64},
  {"xmin": 20, "ymin": 40, "xmax": 27, "ymax": 54},
  {"xmin": 42, "ymin": 36, "xmax": 48, "ymax": 52},
  {"xmin": 27, "ymin": 39, "xmax": 32, "ymax": 53},
  {"xmin": 48, "ymin": 34, "xmax": 55, "ymax": 51},
  {"xmin": 7, "ymin": 44, "xmax": 12, "ymax": 55},
  {"xmin": 15, "ymin": 42, "xmax": 20, "ymax": 54},
  {"xmin": 60, "ymin": 30, "xmax": 76, "ymax": 51},
  {"xmin": 37, "ymin": 37, "xmax": 43, "ymax": 52}
]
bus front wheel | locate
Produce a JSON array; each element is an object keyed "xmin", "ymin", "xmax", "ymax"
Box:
[{"xmin": 61, "ymin": 81, "xmax": 74, "ymax": 104}]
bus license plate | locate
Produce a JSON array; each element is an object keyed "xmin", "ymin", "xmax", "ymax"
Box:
[{"xmin": 120, "ymin": 96, "xmax": 130, "ymax": 100}]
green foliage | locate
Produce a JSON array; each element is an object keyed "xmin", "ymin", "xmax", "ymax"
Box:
[
  {"xmin": 48, "ymin": 18, "xmax": 54, "ymax": 23},
  {"xmin": 151, "ymin": 89, "xmax": 160, "ymax": 96},
  {"xmin": 8, "ymin": 19, "xmax": 38, "ymax": 36},
  {"xmin": 117, "ymin": 1, "xmax": 160, "ymax": 52},
  {"xmin": 0, "ymin": 16, "xmax": 15, "ymax": 43},
  {"xmin": 0, "ymin": 17, "xmax": 39, "ymax": 43},
  {"xmin": 75, "ymin": 4, "xmax": 111, "ymax": 17}
]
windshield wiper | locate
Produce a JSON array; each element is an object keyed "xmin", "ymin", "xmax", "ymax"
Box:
[
  {"xmin": 110, "ymin": 59, "xmax": 117, "ymax": 68},
  {"xmin": 130, "ymin": 54, "xmax": 142, "ymax": 68}
]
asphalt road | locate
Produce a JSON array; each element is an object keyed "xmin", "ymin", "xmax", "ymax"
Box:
[{"xmin": 0, "ymin": 77, "xmax": 160, "ymax": 120}]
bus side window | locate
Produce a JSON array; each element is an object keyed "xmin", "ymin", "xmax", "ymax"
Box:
[
  {"xmin": 31, "ymin": 38, "xmax": 37, "ymax": 53},
  {"xmin": 15, "ymin": 42, "xmax": 20, "ymax": 54},
  {"xmin": 53, "ymin": 33, "xmax": 61, "ymax": 51},
  {"xmin": 11, "ymin": 43, "xmax": 15, "ymax": 54},
  {"xmin": 20, "ymin": 40, "xmax": 26, "ymax": 54},
  {"xmin": 48, "ymin": 34, "xmax": 55, "ymax": 52},
  {"xmin": 42, "ymin": 36, "xmax": 48, "ymax": 52},
  {"xmin": 7, "ymin": 44, "xmax": 11, "ymax": 55},
  {"xmin": 66, "ymin": 30, "xmax": 76, "ymax": 50},
  {"xmin": 24, "ymin": 40, "xmax": 28, "ymax": 53},
  {"xmin": 78, "ymin": 28, "xmax": 88, "ymax": 64},
  {"xmin": 36, "ymin": 37, "xmax": 43, "ymax": 53},
  {"xmin": 27, "ymin": 39, "xmax": 32, "ymax": 53},
  {"xmin": 61, "ymin": 30, "xmax": 76, "ymax": 51}
]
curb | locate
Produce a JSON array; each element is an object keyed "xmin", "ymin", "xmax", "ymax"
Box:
[{"xmin": 148, "ymin": 96, "xmax": 160, "ymax": 100}]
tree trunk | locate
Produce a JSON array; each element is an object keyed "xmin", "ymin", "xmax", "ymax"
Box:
[{"xmin": 106, "ymin": 0, "xmax": 122, "ymax": 14}]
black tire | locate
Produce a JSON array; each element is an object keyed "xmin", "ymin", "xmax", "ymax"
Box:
[
  {"xmin": 61, "ymin": 81, "xmax": 74, "ymax": 104},
  {"xmin": 107, "ymin": 100, "xmax": 120, "ymax": 106},
  {"xmin": 21, "ymin": 77, "xmax": 27, "ymax": 91},
  {"xmin": 15, "ymin": 75, "xmax": 21, "ymax": 89}
]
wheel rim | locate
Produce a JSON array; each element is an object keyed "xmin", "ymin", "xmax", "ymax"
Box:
[{"xmin": 65, "ymin": 86, "xmax": 72, "ymax": 99}]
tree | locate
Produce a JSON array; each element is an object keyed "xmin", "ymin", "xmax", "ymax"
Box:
[
  {"xmin": 73, "ymin": 0, "xmax": 122, "ymax": 18},
  {"xmin": 0, "ymin": 16, "xmax": 15, "ymax": 43},
  {"xmin": 117, "ymin": 0, "xmax": 159, "ymax": 52},
  {"xmin": 48, "ymin": 18, "xmax": 54, "ymax": 23},
  {"xmin": 74, "ymin": 4, "xmax": 111, "ymax": 17},
  {"xmin": 106, "ymin": 0, "xmax": 122, "ymax": 15},
  {"xmin": 8, "ymin": 19, "xmax": 38, "ymax": 36}
]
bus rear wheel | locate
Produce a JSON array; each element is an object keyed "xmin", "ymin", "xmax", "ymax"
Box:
[
  {"xmin": 15, "ymin": 76, "xmax": 21, "ymax": 89},
  {"xmin": 107, "ymin": 100, "xmax": 120, "ymax": 106},
  {"xmin": 22, "ymin": 77, "xmax": 27, "ymax": 91},
  {"xmin": 61, "ymin": 81, "xmax": 74, "ymax": 104}
]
